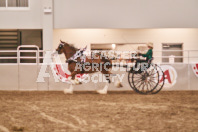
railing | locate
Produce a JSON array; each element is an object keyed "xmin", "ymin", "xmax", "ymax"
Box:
[
  {"xmin": 0, "ymin": 45, "xmax": 44, "ymax": 64},
  {"xmin": 0, "ymin": 47, "xmax": 198, "ymax": 64},
  {"xmin": 90, "ymin": 50, "xmax": 198, "ymax": 64},
  {"xmin": 17, "ymin": 45, "xmax": 40, "ymax": 64},
  {"xmin": 0, "ymin": 45, "xmax": 197, "ymax": 91}
]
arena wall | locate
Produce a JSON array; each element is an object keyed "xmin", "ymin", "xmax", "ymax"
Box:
[
  {"xmin": 1, "ymin": 0, "xmax": 198, "ymax": 51},
  {"xmin": 54, "ymin": 0, "xmax": 198, "ymax": 28},
  {"xmin": 0, "ymin": 0, "xmax": 42, "ymax": 29},
  {"xmin": 0, "ymin": 0, "xmax": 198, "ymax": 91},
  {"xmin": 53, "ymin": 28, "xmax": 198, "ymax": 63},
  {"xmin": 0, "ymin": 0, "xmax": 53, "ymax": 50},
  {"xmin": 0, "ymin": 63, "xmax": 197, "ymax": 91}
]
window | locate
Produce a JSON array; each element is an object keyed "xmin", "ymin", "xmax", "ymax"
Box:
[
  {"xmin": 162, "ymin": 43, "xmax": 183, "ymax": 63},
  {"xmin": 0, "ymin": 0, "xmax": 29, "ymax": 8},
  {"xmin": 91, "ymin": 43, "xmax": 146, "ymax": 63},
  {"xmin": 0, "ymin": 29, "xmax": 43, "ymax": 63}
]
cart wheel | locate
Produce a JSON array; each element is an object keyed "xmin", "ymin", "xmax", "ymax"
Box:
[
  {"xmin": 150, "ymin": 65, "xmax": 165, "ymax": 94},
  {"xmin": 129, "ymin": 64, "xmax": 159, "ymax": 94},
  {"xmin": 128, "ymin": 62, "xmax": 144, "ymax": 92},
  {"xmin": 128, "ymin": 68, "xmax": 137, "ymax": 92}
]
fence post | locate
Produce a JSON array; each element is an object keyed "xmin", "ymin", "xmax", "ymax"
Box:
[
  {"xmin": 188, "ymin": 51, "xmax": 190, "ymax": 90},
  {"xmin": 17, "ymin": 45, "xmax": 40, "ymax": 91}
]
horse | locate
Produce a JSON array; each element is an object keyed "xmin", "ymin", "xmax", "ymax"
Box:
[{"xmin": 54, "ymin": 40, "xmax": 122, "ymax": 94}]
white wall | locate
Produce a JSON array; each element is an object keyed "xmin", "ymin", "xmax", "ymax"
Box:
[
  {"xmin": 42, "ymin": 0, "xmax": 53, "ymax": 50},
  {"xmin": 54, "ymin": 0, "xmax": 198, "ymax": 28},
  {"xmin": 0, "ymin": 0, "xmax": 54, "ymax": 50},
  {"xmin": 53, "ymin": 28, "xmax": 198, "ymax": 63},
  {"xmin": 0, "ymin": 0, "xmax": 42, "ymax": 29}
]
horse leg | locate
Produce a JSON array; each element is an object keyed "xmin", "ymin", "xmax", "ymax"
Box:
[
  {"xmin": 114, "ymin": 74, "xmax": 123, "ymax": 88},
  {"xmin": 64, "ymin": 83, "xmax": 73, "ymax": 94},
  {"xmin": 96, "ymin": 71, "xmax": 111, "ymax": 94},
  {"xmin": 63, "ymin": 71, "xmax": 75, "ymax": 94},
  {"xmin": 63, "ymin": 65, "xmax": 80, "ymax": 94},
  {"xmin": 69, "ymin": 71, "xmax": 81, "ymax": 85}
]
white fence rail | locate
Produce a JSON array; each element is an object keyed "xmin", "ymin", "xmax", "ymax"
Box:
[{"xmin": 0, "ymin": 49, "xmax": 198, "ymax": 64}]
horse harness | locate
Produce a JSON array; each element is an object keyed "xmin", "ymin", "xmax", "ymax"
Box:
[
  {"xmin": 64, "ymin": 45, "xmax": 108, "ymax": 73},
  {"xmin": 65, "ymin": 46, "xmax": 88, "ymax": 73}
]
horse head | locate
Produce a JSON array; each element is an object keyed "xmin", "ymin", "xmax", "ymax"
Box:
[
  {"xmin": 56, "ymin": 40, "xmax": 66, "ymax": 54},
  {"xmin": 56, "ymin": 40, "xmax": 78, "ymax": 59}
]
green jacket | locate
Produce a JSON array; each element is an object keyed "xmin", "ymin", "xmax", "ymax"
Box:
[{"xmin": 142, "ymin": 49, "xmax": 153, "ymax": 60}]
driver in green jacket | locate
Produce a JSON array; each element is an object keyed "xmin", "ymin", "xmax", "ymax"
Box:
[
  {"xmin": 134, "ymin": 42, "xmax": 153, "ymax": 73},
  {"xmin": 139, "ymin": 42, "xmax": 153, "ymax": 61}
]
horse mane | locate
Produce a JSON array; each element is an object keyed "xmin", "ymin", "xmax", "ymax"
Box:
[
  {"xmin": 69, "ymin": 44, "xmax": 78, "ymax": 51},
  {"xmin": 62, "ymin": 41, "xmax": 78, "ymax": 51}
]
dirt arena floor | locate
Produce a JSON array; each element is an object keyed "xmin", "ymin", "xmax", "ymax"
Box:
[{"xmin": 0, "ymin": 91, "xmax": 198, "ymax": 132}]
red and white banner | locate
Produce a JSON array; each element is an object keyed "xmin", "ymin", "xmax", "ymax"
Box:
[
  {"xmin": 192, "ymin": 63, "xmax": 198, "ymax": 77},
  {"xmin": 52, "ymin": 64, "xmax": 88, "ymax": 83}
]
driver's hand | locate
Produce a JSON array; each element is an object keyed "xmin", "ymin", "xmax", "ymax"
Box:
[{"xmin": 137, "ymin": 52, "xmax": 142, "ymax": 56}]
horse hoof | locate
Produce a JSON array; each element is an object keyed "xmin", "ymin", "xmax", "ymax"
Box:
[
  {"xmin": 96, "ymin": 90, "xmax": 107, "ymax": 94},
  {"xmin": 70, "ymin": 80, "xmax": 76, "ymax": 85},
  {"xmin": 64, "ymin": 89, "xmax": 73, "ymax": 94},
  {"xmin": 74, "ymin": 79, "xmax": 81, "ymax": 85},
  {"xmin": 115, "ymin": 82, "xmax": 123, "ymax": 88},
  {"xmin": 70, "ymin": 79, "xmax": 81, "ymax": 85}
]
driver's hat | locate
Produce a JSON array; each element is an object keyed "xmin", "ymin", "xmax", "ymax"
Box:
[{"xmin": 147, "ymin": 42, "xmax": 153, "ymax": 48}]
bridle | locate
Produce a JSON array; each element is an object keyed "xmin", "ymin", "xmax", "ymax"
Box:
[{"xmin": 59, "ymin": 43, "xmax": 65, "ymax": 48}]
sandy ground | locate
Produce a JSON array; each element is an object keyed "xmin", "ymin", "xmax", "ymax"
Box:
[{"xmin": 0, "ymin": 91, "xmax": 198, "ymax": 132}]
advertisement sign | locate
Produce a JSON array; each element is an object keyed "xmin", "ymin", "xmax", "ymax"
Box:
[
  {"xmin": 160, "ymin": 65, "xmax": 178, "ymax": 88},
  {"xmin": 192, "ymin": 63, "xmax": 198, "ymax": 77}
]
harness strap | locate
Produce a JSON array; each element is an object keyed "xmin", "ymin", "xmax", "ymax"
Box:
[{"xmin": 66, "ymin": 46, "xmax": 87, "ymax": 63}]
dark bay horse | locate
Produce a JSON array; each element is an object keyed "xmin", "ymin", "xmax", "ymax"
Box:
[{"xmin": 54, "ymin": 40, "xmax": 122, "ymax": 94}]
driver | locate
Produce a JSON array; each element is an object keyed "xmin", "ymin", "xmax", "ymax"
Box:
[
  {"xmin": 138, "ymin": 42, "xmax": 153, "ymax": 62},
  {"xmin": 134, "ymin": 42, "xmax": 153, "ymax": 73}
]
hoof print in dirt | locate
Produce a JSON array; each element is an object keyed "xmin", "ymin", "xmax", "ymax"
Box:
[{"xmin": 12, "ymin": 126, "xmax": 24, "ymax": 132}]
